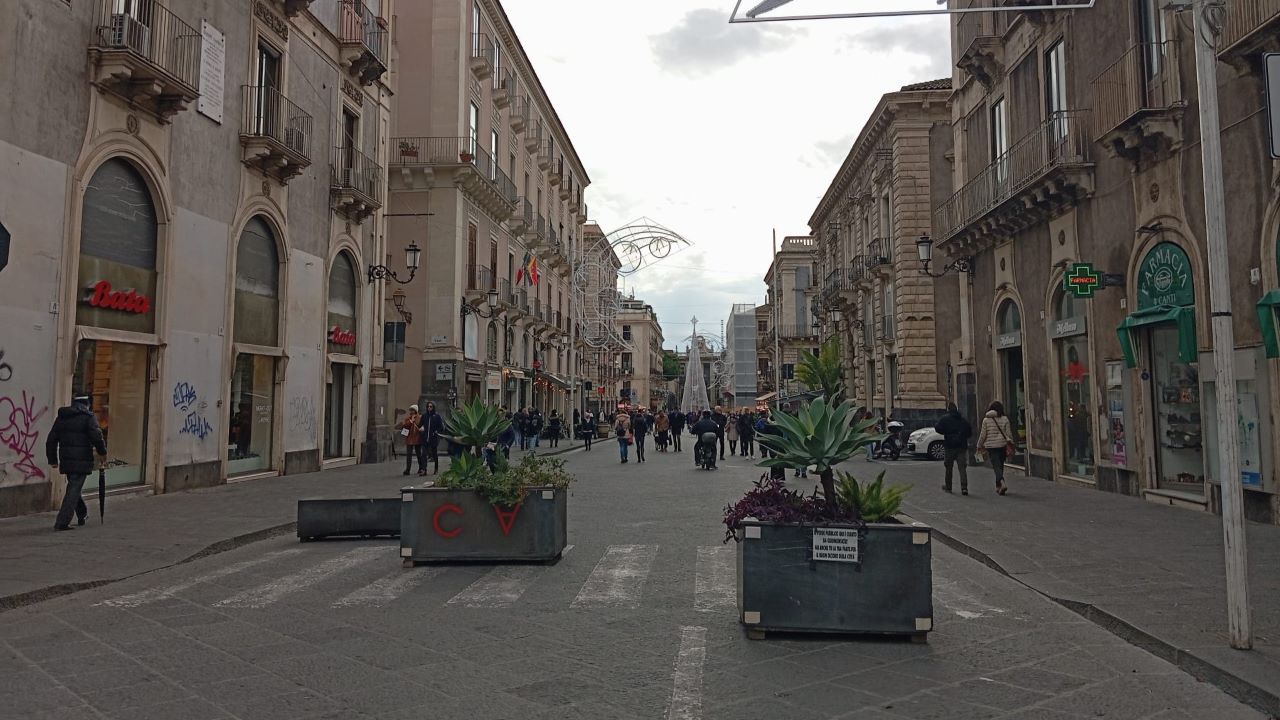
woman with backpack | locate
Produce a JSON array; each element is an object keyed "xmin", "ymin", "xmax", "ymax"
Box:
[
  {"xmin": 614, "ymin": 412, "xmax": 632, "ymax": 464},
  {"xmin": 975, "ymin": 400, "xmax": 1015, "ymax": 495}
]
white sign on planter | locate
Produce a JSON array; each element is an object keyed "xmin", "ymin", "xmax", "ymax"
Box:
[{"xmin": 812, "ymin": 528, "xmax": 859, "ymax": 563}]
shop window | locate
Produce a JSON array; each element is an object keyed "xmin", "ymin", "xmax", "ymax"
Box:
[
  {"xmin": 228, "ymin": 354, "xmax": 275, "ymax": 474},
  {"xmin": 996, "ymin": 299, "xmax": 1027, "ymax": 465},
  {"xmin": 234, "ymin": 217, "xmax": 280, "ymax": 347},
  {"xmin": 1053, "ymin": 290, "xmax": 1093, "ymax": 476},
  {"xmin": 78, "ymin": 158, "xmax": 158, "ymax": 334},
  {"xmin": 327, "ymin": 252, "xmax": 357, "ymax": 353},
  {"xmin": 73, "ymin": 340, "xmax": 149, "ymax": 489}
]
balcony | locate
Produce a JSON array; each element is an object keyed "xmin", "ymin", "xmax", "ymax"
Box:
[
  {"xmin": 558, "ymin": 177, "xmax": 571, "ymax": 200},
  {"xmin": 955, "ymin": 8, "xmax": 1004, "ymax": 90},
  {"xmin": 578, "ymin": 201, "xmax": 588, "ymax": 224},
  {"xmin": 537, "ymin": 139, "xmax": 552, "ymax": 170},
  {"xmin": 498, "ymin": 277, "xmax": 514, "ymax": 307},
  {"xmin": 547, "ymin": 152, "xmax": 561, "ymax": 183},
  {"xmin": 240, "ymin": 85, "xmax": 312, "ymax": 183},
  {"xmin": 776, "ymin": 324, "xmax": 817, "ymax": 340},
  {"xmin": 509, "ymin": 198, "xmax": 533, "ymax": 235},
  {"xmin": 1092, "ymin": 42, "xmax": 1183, "ymax": 163},
  {"xmin": 568, "ymin": 188, "xmax": 582, "ymax": 214},
  {"xmin": 88, "ymin": 0, "xmax": 201, "ymax": 122},
  {"xmin": 515, "ymin": 288, "xmax": 530, "ymax": 315},
  {"xmin": 330, "ymin": 146, "xmax": 383, "ymax": 222},
  {"xmin": 470, "ymin": 33, "xmax": 495, "ymax": 80},
  {"xmin": 1219, "ymin": 0, "xmax": 1280, "ymax": 65},
  {"xmin": 271, "ymin": 0, "xmax": 316, "ymax": 17},
  {"xmin": 850, "ymin": 256, "xmax": 870, "ymax": 286},
  {"xmin": 524, "ymin": 119, "xmax": 543, "ymax": 152},
  {"xmin": 338, "ymin": 0, "xmax": 388, "ymax": 86},
  {"xmin": 387, "ymin": 137, "xmax": 517, "ymax": 219},
  {"xmin": 466, "ymin": 264, "xmax": 492, "ymax": 299},
  {"xmin": 554, "ymin": 311, "xmax": 563, "ymax": 331},
  {"xmin": 866, "ymin": 239, "xmax": 891, "ymax": 275},
  {"xmin": 529, "ymin": 214, "xmax": 548, "ymax": 248},
  {"xmin": 493, "ymin": 68, "xmax": 514, "ymax": 109},
  {"xmin": 509, "ymin": 96, "xmax": 529, "ymax": 133},
  {"xmin": 933, "ymin": 110, "xmax": 1094, "ymax": 255}
]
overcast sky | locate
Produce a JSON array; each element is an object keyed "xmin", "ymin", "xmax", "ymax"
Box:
[{"xmin": 502, "ymin": 1, "xmax": 950, "ymax": 350}]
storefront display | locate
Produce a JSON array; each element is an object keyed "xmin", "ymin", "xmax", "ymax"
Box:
[
  {"xmin": 1052, "ymin": 295, "xmax": 1092, "ymax": 477},
  {"xmin": 325, "ymin": 252, "xmax": 359, "ymax": 459},
  {"xmin": 74, "ymin": 340, "xmax": 149, "ymax": 488},
  {"xmin": 995, "ymin": 300, "xmax": 1026, "ymax": 466},
  {"xmin": 228, "ymin": 354, "xmax": 274, "ymax": 474},
  {"xmin": 1202, "ymin": 348, "xmax": 1272, "ymax": 492},
  {"xmin": 1106, "ymin": 361, "xmax": 1127, "ymax": 466},
  {"xmin": 229, "ymin": 217, "xmax": 281, "ymax": 475},
  {"xmin": 1150, "ymin": 325, "xmax": 1202, "ymax": 492}
]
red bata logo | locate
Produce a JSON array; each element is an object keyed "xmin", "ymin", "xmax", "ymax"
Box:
[
  {"xmin": 328, "ymin": 326, "xmax": 356, "ymax": 346},
  {"xmin": 83, "ymin": 280, "xmax": 151, "ymax": 314}
]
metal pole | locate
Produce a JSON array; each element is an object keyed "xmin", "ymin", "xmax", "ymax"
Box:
[
  {"xmin": 772, "ymin": 230, "xmax": 782, "ymax": 410},
  {"xmin": 1192, "ymin": 0, "xmax": 1252, "ymax": 649}
]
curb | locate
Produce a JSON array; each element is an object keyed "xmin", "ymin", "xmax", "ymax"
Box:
[{"xmin": 928, "ymin": 528, "xmax": 1280, "ymax": 718}]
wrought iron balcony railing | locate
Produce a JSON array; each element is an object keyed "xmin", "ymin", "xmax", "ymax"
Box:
[
  {"xmin": 89, "ymin": 0, "xmax": 201, "ymax": 119},
  {"xmin": 1091, "ymin": 41, "xmax": 1181, "ymax": 143},
  {"xmin": 338, "ymin": 0, "xmax": 388, "ymax": 84}
]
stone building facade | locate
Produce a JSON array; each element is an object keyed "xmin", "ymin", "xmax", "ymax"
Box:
[
  {"xmin": 939, "ymin": 0, "xmax": 1280, "ymax": 522},
  {"xmin": 762, "ymin": 236, "xmax": 821, "ymax": 407},
  {"xmin": 0, "ymin": 0, "xmax": 394, "ymax": 517},
  {"xmin": 386, "ymin": 0, "xmax": 588, "ymax": 421},
  {"xmin": 616, "ymin": 299, "xmax": 665, "ymax": 409},
  {"xmin": 580, "ymin": 222, "xmax": 623, "ymax": 417},
  {"xmin": 810, "ymin": 80, "xmax": 959, "ymax": 432}
]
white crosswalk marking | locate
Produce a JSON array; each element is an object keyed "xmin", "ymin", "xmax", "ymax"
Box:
[
  {"xmin": 447, "ymin": 566, "xmax": 541, "ymax": 608},
  {"xmin": 571, "ymin": 544, "xmax": 658, "ymax": 609},
  {"xmin": 694, "ymin": 545, "xmax": 735, "ymax": 612},
  {"xmin": 666, "ymin": 625, "xmax": 708, "ymax": 720},
  {"xmin": 99, "ymin": 549, "xmax": 303, "ymax": 608},
  {"xmin": 333, "ymin": 567, "xmax": 442, "ymax": 608},
  {"xmin": 215, "ymin": 546, "xmax": 385, "ymax": 608}
]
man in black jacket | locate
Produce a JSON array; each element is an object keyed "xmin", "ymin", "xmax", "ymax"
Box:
[
  {"xmin": 631, "ymin": 411, "xmax": 650, "ymax": 463},
  {"xmin": 668, "ymin": 410, "xmax": 685, "ymax": 452},
  {"xmin": 934, "ymin": 403, "xmax": 973, "ymax": 495},
  {"xmin": 45, "ymin": 396, "xmax": 107, "ymax": 531},
  {"xmin": 690, "ymin": 411, "xmax": 720, "ymax": 469},
  {"xmin": 711, "ymin": 406, "xmax": 728, "ymax": 460}
]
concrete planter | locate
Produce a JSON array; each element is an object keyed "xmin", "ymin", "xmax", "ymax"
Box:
[
  {"xmin": 399, "ymin": 486, "xmax": 567, "ymax": 564},
  {"xmin": 297, "ymin": 498, "xmax": 401, "ymax": 541},
  {"xmin": 736, "ymin": 516, "xmax": 933, "ymax": 640}
]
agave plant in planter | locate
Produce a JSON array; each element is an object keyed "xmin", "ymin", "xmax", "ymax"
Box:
[
  {"xmin": 729, "ymin": 396, "xmax": 934, "ymax": 640},
  {"xmin": 400, "ymin": 399, "xmax": 571, "ymax": 564}
]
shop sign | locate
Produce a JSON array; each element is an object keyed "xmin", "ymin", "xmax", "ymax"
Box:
[
  {"xmin": 996, "ymin": 331, "xmax": 1022, "ymax": 349},
  {"xmin": 485, "ymin": 373, "xmax": 502, "ymax": 391},
  {"xmin": 1137, "ymin": 242, "xmax": 1194, "ymax": 310},
  {"xmin": 812, "ymin": 527, "xmax": 859, "ymax": 563},
  {"xmin": 1050, "ymin": 315, "xmax": 1088, "ymax": 339},
  {"xmin": 83, "ymin": 280, "xmax": 152, "ymax": 314},
  {"xmin": 1064, "ymin": 263, "xmax": 1102, "ymax": 298},
  {"xmin": 328, "ymin": 326, "xmax": 356, "ymax": 346},
  {"xmin": 435, "ymin": 363, "xmax": 454, "ymax": 381}
]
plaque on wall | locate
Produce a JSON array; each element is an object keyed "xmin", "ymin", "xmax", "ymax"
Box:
[{"xmin": 198, "ymin": 20, "xmax": 226, "ymax": 124}]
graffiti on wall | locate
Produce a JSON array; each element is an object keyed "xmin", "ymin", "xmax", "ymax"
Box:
[
  {"xmin": 173, "ymin": 381, "xmax": 214, "ymax": 442},
  {"xmin": 289, "ymin": 395, "xmax": 316, "ymax": 439},
  {"xmin": 0, "ymin": 349, "xmax": 12, "ymax": 383},
  {"xmin": 0, "ymin": 390, "xmax": 48, "ymax": 483}
]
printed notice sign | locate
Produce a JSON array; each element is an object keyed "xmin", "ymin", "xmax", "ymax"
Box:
[
  {"xmin": 198, "ymin": 20, "xmax": 225, "ymax": 123},
  {"xmin": 812, "ymin": 528, "xmax": 859, "ymax": 563}
]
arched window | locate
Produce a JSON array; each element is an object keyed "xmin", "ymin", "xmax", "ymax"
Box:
[
  {"xmin": 486, "ymin": 321, "xmax": 498, "ymax": 362},
  {"xmin": 504, "ymin": 327, "xmax": 515, "ymax": 364},
  {"xmin": 78, "ymin": 158, "xmax": 158, "ymax": 333},
  {"xmin": 1052, "ymin": 286, "xmax": 1091, "ymax": 476},
  {"xmin": 327, "ymin": 252, "xmax": 357, "ymax": 352},
  {"xmin": 997, "ymin": 299, "xmax": 1021, "ymax": 335},
  {"xmin": 234, "ymin": 217, "xmax": 280, "ymax": 346}
]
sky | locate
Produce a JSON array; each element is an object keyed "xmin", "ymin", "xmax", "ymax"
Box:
[{"xmin": 501, "ymin": 1, "xmax": 951, "ymax": 350}]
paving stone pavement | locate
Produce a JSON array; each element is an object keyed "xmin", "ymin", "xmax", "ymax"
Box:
[
  {"xmin": 840, "ymin": 453, "xmax": 1280, "ymax": 716},
  {"xmin": 0, "ymin": 444, "xmax": 1267, "ymax": 719}
]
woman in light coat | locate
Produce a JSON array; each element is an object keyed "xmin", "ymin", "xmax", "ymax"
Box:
[
  {"xmin": 725, "ymin": 414, "xmax": 740, "ymax": 456},
  {"xmin": 975, "ymin": 400, "xmax": 1015, "ymax": 495},
  {"xmin": 614, "ymin": 412, "xmax": 632, "ymax": 464}
]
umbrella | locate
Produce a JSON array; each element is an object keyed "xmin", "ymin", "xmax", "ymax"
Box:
[{"xmin": 98, "ymin": 466, "xmax": 106, "ymax": 523}]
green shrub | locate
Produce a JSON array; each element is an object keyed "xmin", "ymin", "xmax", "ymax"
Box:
[{"xmin": 835, "ymin": 470, "xmax": 909, "ymax": 523}]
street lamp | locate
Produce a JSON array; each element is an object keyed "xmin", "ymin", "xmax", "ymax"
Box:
[
  {"xmin": 459, "ymin": 288, "xmax": 500, "ymax": 318},
  {"xmin": 915, "ymin": 234, "xmax": 974, "ymax": 281},
  {"xmin": 368, "ymin": 241, "xmax": 422, "ymax": 284}
]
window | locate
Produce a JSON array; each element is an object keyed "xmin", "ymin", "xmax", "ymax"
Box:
[
  {"xmin": 490, "ymin": 129, "xmax": 499, "ymax": 180},
  {"xmin": 341, "ymin": 109, "xmax": 358, "ymax": 175},
  {"xmin": 623, "ymin": 325, "xmax": 632, "ymax": 341},
  {"xmin": 253, "ymin": 42, "xmax": 281, "ymax": 135},
  {"xmin": 621, "ymin": 352, "xmax": 632, "ymax": 369},
  {"xmin": 991, "ymin": 97, "xmax": 1008, "ymax": 184},
  {"xmin": 1045, "ymin": 40, "xmax": 1068, "ymax": 141},
  {"xmin": 505, "ymin": 327, "xmax": 514, "ymax": 364},
  {"xmin": 879, "ymin": 193, "xmax": 891, "ymax": 242},
  {"xmin": 1139, "ymin": 0, "xmax": 1168, "ymax": 82},
  {"xmin": 489, "ymin": 239, "xmax": 498, "ymax": 289},
  {"xmin": 486, "ymin": 322, "xmax": 498, "ymax": 362},
  {"xmin": 471, "ymin": 3, "xmax": 481, "ymax": 53},
  {"xmin": 757, "ymin": 320, "xmax": 767, "ymax": 333},
  {"xmin": 469, "ymin": 103, "xmax": 479, "ymax": 155},
  {"xmin": 467, "ymin": 223, "xmax": 478, "ymax": 288},
  {"xmin": 888, "ymin": 355, "xmax": 898, "ymax": 404},
  {"xmin": 883, "ymin": 283, "xmax": 896, "ymax": 340},
  {"xmin": 234, "ymin": 217, "xmax": 280, "ymax": 347},
  {"xmin": 79, "ymin": 158, "xmax": 158, "ymax": 334}
]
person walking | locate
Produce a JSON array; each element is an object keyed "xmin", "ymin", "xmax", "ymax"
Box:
[
  {"xmin": 529, "ymin": 408, "xmax": 544, "ymax": 449},
  {"xmin": 711, "ymin": 406, "xmax": 728, "ymax": 461},
  {"xmin": 614, "ymin": 412, "xmax": 632, "ymax": 464},
  {"xmin": 632, "ymin": 410, "xmax": 650, "ymax": 463},
  {"xmin": 581, "ymin": 411, "xmax": 595, "ymax": 451},
  {"xmin": 497, "ymin": 413, "xmax": 517, "ymax": 459},
  {"xmin": 669, "ymin": 409, "xmax": 685, "ymax": 452},
  {"xmin": 738, "ymin": 412, "xmax": 755, "ymax": 457},
  {"xmin": 755, "ymin": 411, "xmax": 770, "ymax": 459},
  {"xmin": 421, "ymin": 401, "xmax": 445, "ymax": 475},
  {"xmin": 514, "ymin": 407, "xmax": 529, "ymax": 450},
  {"xmin": 726, "ymin": 414, "xmax": 739, "ymax": 456},
  {"xmin": 399, "ymin": 405, "xmax": 423, "ymax": 475},
  {"xmin": 934, "ymin": 403, "xmax": 973, "ymax": 495},
  {"xmin": 975, "ymin": 401, "xmax": 1015, "ymax": 495},
  {"xmin": 548, "ymin": 410, "xmax": 563, "ymax": 449},
  {"xmin": 45, "ymin": 395, "xmax": 107, "ymax": 531},
  {"xmin": 654, "ymin": 410, "xmax": 670, "ymax": 452}
]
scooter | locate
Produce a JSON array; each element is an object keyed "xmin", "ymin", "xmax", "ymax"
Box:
[
  {"xmin": 871, "ymin": 420, "xmax": 905, "ymax": 461},
  {"xmin": 695, "ymin": 432, "xmax": 718, "ymax": 470}
]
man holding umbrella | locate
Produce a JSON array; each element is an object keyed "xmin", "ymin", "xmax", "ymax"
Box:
[{"xmin": 45, "ymin": 395, "xmax": 107, "ymax": 531}]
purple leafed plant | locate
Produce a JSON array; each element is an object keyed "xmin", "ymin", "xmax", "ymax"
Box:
[{"xmin": 723, "ymin": 474, "xmax": 863, "ymax": 543}]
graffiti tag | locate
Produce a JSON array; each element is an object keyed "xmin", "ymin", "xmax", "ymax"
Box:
[
  {"xmin": 180, "ymin": 412, "xmax": 214, "ymax": 441},
  {"xmin": 172, "ymin": 381, "xmax": 198, "ymax": 412},
  {"xmin": 0, "ymin": 391, "xmax": 48, "ymax": 482},
  {"xmin": 289, "ymin": 396, "xmax": 317, "ymax": 438},
  {"xmin": 172, "ymin": 381, "xmax": 213, "ymax": 443},
  {"xmin": 0, "ymin": 350, "xmax": 12, "ymax": 383}
]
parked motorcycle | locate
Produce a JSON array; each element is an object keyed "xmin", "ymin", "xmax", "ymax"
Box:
[{"xmin": 871, "ymin": 420, "xmax": 905, "ymax": 461}]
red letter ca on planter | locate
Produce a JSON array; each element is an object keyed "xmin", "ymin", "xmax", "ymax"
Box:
[{"xmin": 431, "ymin": 503, "xmax": 523, "ymax": 538}]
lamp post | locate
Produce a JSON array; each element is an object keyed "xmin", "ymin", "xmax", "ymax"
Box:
[
  {"xmin": 915, "ymin": 234, "xmax": 974, "ymax": 281},
  {"xmin": 457, "ymin": 290, "xmax": 499, "ymax": 405},
  {"xmin": 368, "ymin": 241, "xmax": 422, "ymax": 284}
]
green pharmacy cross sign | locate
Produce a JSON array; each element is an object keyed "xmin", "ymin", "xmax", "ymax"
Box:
[{"xmin": 1065, "ymin": 263, "xmax": 1102, "ymax": 298}]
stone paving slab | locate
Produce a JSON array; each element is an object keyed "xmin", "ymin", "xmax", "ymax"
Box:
[
  {"xmin": 848, "ymin": 455, "xmax": 1280, "ymax": 716},
  {"xmin": 0, "ymin": 444, "xmax": 581, "ymax": 608}
]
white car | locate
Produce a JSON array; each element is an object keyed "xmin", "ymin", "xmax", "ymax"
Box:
[{"xmin": 905, "ymin": 427, "xmax": 946, "ymax": 460}]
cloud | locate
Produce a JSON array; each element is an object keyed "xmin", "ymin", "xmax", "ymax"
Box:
[
  {"xmin": 650, "ymin": 8, "xmax": 805, "ymax": 77},
  {"xmin": 846, "ymin": 21, "xmax": 951, "ymax": 78}
]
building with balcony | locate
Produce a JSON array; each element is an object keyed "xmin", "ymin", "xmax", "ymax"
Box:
[
  {"xmin": 762, "ymin": 236, "xmax": 821, "ymax": 405},
  {"xmin": 809, "ymin": 79, "xmax": 957, "ymax": 432},
  {"xmin": 616, "ymin": 298, "xmax": 665, "ymax": 409},
  {"xmin": 580, "ymin": 223, "xmax": 624, "ymax": 415},
  {"xmin": 940, "ymin": 0, "xmax": 1280, "ymax": 523},
  {"xmin": 0, "ymin": 0, "xmax": 395, "ymax": 517},
  {"xmin": 387, "ymin": 0, "xmax": 589, "ymax": 420}
]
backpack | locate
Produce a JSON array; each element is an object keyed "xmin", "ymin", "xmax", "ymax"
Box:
[{"xmin": 755, "ymin": 418, "xmax": 767, "ymax": 433}]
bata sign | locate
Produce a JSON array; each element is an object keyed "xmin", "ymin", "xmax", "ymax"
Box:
[
  {"xmin": 329, "ymin": 326, "xmax": 356, "ymax": 346},
  {"xmin": 83, "ymin": 280, "xmax": 152, "ymax": 314}
]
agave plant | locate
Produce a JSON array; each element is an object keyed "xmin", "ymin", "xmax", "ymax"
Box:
[
  {"xmin": 441, "ymin": 398, "xmax": 510, "ymax": 454},
  {"xmin": 757, "ymin": 397, "xmax": 880, "ymax": 506},
  {"xmin": 835, "ymin": 470, "xmax": 910, "ymax": 523},
  {"xmin": 795, "ymin": 337, "xmax": 845, "ymax": 404}
]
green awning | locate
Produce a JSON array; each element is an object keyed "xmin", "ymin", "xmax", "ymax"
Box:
[
  {"xmin": 1116, "ymin": 305, "xmax": 1197, "ymax": 368},
  {"xmin": 1257, "ymin": 289, "xmax": 1280, "ymax": 359}
]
